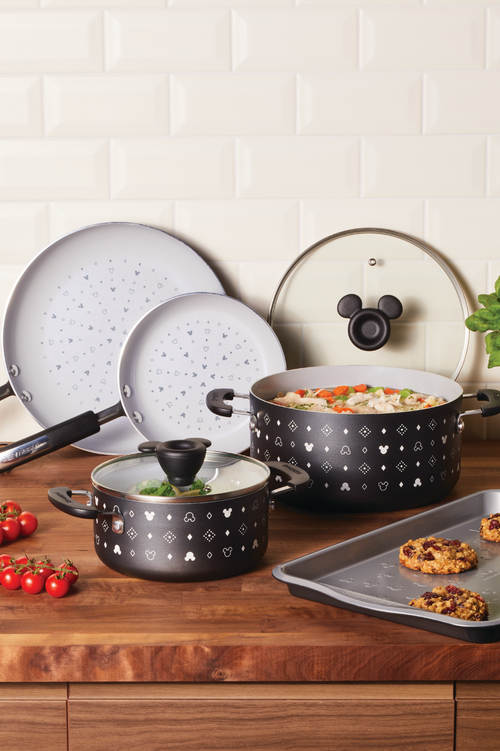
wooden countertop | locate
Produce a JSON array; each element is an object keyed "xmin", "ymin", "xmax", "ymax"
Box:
[{"xmin": 1, "ymin": 441, "xmax": 500, "ymax": 684}]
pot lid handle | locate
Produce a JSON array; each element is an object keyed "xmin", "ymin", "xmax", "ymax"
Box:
[{"xmin": 138, "ymin": 438, "xmax": 212, "ymax": 487}]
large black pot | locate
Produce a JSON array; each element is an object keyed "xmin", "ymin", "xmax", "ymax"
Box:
[
  {"xmin": 207, "ymin": 365, "xmax": 500, "ymax": 512},
  {"xmin": 48, "ymin": 439, "xmax": 309, "ymax": 582}
]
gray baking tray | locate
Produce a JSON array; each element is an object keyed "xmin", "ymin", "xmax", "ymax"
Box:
[{"xmin": 273, "ymin": 490, "xmax": 500, "ymax": 642}]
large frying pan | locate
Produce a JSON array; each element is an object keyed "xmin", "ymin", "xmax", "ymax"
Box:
[
  {"xmin": 0, "ymin": 293, "xmax": 286, "ymax": 473},
  {"xmin": 1, "ymin": 222, "xmax": 224, "ymax": 456}
]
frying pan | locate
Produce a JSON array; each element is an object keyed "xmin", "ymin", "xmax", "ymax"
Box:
[
  {"xmin": 1, "ymin": 222, "xmax": 225, "ymax": 456},
  {"xmin": 0, "ymin": 293, "xmax": 286, "ymax": 472}
]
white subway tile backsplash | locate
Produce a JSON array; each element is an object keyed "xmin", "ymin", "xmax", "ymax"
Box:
[
  {"xmin": 299, "ymin": 73, "xmax": 422, "ymax": 136},
  {"xmin": 237, "ymin": 137, "xmax": 360, "ymax": 199},
  {"xmin": 361, "ymin": 8, "xmax": 485, "ymax": 70},
  {"xmin": 105, "ymin": 10, "xmax": 230, "ymax": 72},
  {"xmin": 426, "ymin": 72, "xmax": 500, "ymax": 134},
  {"xmin": 488, "ymin": 8, "xmax": 500, "ymax": 69},
  {"xmin": 0, "ymin": 204, "xmax": 49, "ymax": 264},
  {"xmin": 44, "ymin": 75, "xmax": 169, "ymax": 137},
  {"xmin": 174, "ymin": 200, "xmax": 298, "ymax": 262},
  {"xmin": 363, "ymin": 136, "xmax": 486, "ymax": 198},
  {"xmin": 488, "ymin": 136, "xmax": 500, "ymax": 197},
  {"xmin": 110, "ymin": 138, "xmax": 234, "ymax": 199},
  {"xmin": 49, "ymin": 202, "xmax": 174, "ymax": 241},
  {"xmin": 427, "ymin": 199, "xmax": 500, "ymax": 260},
  {"xmin": 301, "ymin": 200, "xmax": 424, "ymax": 248},
  {"xmin": 233, "ymin": 8, "xmax": 358, "ymax": 72},
  {"xmin": 0, "ymin": 141, "xmax": 109, "ymax": 200},
  {"xmin": 170, "ymin": 74, "xmax": 294, "ymax": 136},
  {"xmin": 0, "ymin": 77, "xmax": 42, "ymax": 137},
  {"xmin": 0, "ymin": 1, "xmax": 497, "ymax": 440},
  {"xmin": 0, "ymin": 12, "xmax": 103, "ymax": 73}
]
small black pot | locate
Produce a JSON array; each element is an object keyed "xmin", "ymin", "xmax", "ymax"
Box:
[
  {"xmin": 48, "ymin": 440, "xmax": 309, "ymax": 582},
  {"xmin": 207, "ymin": 365, "xmax": 500, "ymax": 512}
]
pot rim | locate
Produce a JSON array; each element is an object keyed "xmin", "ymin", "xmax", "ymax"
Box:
[{"xmin": 91, "ymin": 449, "xmax": 272, "ymax": 504}]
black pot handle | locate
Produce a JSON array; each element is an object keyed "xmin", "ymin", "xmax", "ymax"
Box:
[
  {"xmin": 266, "ymin": 461, "xmax": 310, "ymax": 497},
  {"xmin": 48, "ymin": 487, "xmax": 98, "ymax": 520},
  {"xmin": 205, "ymin": 389, "xmax": 251, "ymax": 418},
  {"xmin": 457, "ymin": 388, "xmax": 500, "ymax": 432}
]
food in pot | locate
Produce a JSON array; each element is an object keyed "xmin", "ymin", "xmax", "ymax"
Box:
[
  {"xmin": 480, "ymin": 513, "xmax": 500, "ymax": 542},
  {"xmin": 269, "ymin": 384, "xmax": 446, "ymax": 414},
  {"xmin": 399, "ymin": 537, "xmax": 478, "ymax": 574},
  {"xmin": 409, "ymin": 584, "xmax": 488, "ymax": 621},
  {"xmin": 130, "ymin": 477, "xmax": 212, "ymax": 497}
]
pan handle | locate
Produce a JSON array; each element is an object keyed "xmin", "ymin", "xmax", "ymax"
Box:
[
  {"xmin": 457, "ymin": 388, "xmax": 500, "ymax": 433},
  {"xmin": 0, "ymin": 410, "xmax": 103, "ymax": 472},
  {"xmin": 266, "ymin": 461, "xmax": 310, "ymax": 498},
  {"xmin": 0, "ymin": 381, "xmax": 14, "ymax": 402},
  {"xmin": 48, "ymin": 487, "xmax": 98, "ymax": 520},
  {"xmin": 205, "ymin": 388, "xmax": 250, "ymax": 418}
]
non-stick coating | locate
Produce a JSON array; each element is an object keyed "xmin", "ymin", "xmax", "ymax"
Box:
[
  {"xmin": 118, "ymin": 293, "xmax": 286, "ymax": 453},
  {"xmin": 2, "ymin": 223, "xmax": 224, "ymax": 455}
]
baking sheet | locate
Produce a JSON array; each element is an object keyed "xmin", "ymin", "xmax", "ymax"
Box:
[{"xmin": 273, "ymin": 490, "xmax": 500, "ymax": 642}]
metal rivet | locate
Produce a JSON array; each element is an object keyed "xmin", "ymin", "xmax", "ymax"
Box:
[
  {"xmin": 368, "ymin": 258, "xmax": 377, "ymax": 266},
  {"xmin": 9, "ymin": 364, "xmax": 19, "ymax": 377},
  {"xmin": 133, "ymin": 411, "xmax": 143, "ymax": 423},
  {"xmin": 21, "ymin": 391, "xmax": 32, "ymax": 402},
  {"xmin": 122, "ymin": 384, "xmax": 132, "ymax": 398}
]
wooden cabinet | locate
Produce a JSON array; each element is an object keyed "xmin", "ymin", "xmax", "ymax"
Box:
[
  {"xmin": 456, "ymin": 682, "xmax": 500, "ymax": 751},
  {"xmin": 66, "ymin": 683, "xmax": 455, "ymax": 751},
  {"xmin": 0, "ymin": 684, "xmax": 67, "ymax": 751}
]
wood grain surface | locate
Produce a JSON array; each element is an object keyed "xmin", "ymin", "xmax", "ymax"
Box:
[{"xmin": 0, "ymin": 442, "xmax": 499, "ymax": 683}]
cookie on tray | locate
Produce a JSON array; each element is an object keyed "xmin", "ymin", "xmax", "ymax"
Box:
[
  {"xmin": 399, "ymin": 536, "xmax": 478, "ymax": 575},
  {"xmin": 480, "ymin": 513, "xmax": 500, "ymax": 542},
  {"xmin": 409, "ymin": 585, "xmax": 488, "ymax": 621}
]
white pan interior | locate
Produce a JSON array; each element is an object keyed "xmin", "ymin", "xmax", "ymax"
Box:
[
  {"xmin": 2, "ymin": 223, "xmax": 225, "ymax": 455},
  {"xmin": 118, "ymin": 293, "xmax": 286, "ymax": 453}
]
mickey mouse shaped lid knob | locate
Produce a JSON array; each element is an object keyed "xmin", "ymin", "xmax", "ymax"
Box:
[{"xmin": 337, "ymin": 294, "xmax": 403, "ymax": 351}]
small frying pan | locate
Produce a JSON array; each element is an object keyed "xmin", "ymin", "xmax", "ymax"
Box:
[
  {"xmin": 1, "ymin": 222, "xmax": 224, "ymax": 456},
  {"xmin": 0, "ymin": 293, "xmax": 286, "ymax": 472}
]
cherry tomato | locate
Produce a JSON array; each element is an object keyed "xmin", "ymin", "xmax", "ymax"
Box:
[
  {"xmin": 45, "ymin": 574, "xmax": 70, "ymax": 599},
  {"xmin": 0, "ymin": 554, "xmax": 14, "ymax": 571},
  {"xmin": 58, "ymin": 560, "xmax": 79, "ymax": 586},
  {"xmin": 21, "ymin": 571, "xmax": 45, "ymax": 595},
  {"xmin": 0, "ymin": 500, "xmax": 22, "ymax": 517},
  {"xmin": 0, "ymin": 517, "xmax": 20, "ymax": 542},
  {"xmin": 35, "ymin": 557, "xmax": 54, "ymax": 581},
  {"xmin": 15, "ymin": 556, "xmax": 34, "ymax": 576},
  {"xmin": 0, "ymin": 527, "xmax": 3, "ymax": 546},
  {"xmin": 1, "ymin": 567, "xmax": 22, "ymax": 590},
  {"xmin": 17, "ymin": 511, "xmax": 38, "ymax": 537}
]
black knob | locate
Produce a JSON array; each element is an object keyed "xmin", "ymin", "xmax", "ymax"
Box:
[
  {"xmin": 337, "ymin": 294, "xmax": 403, "ymax": 351},
  {"xmin": 146, "ymin": 438, "xmax": 212, "ymax": 487}
]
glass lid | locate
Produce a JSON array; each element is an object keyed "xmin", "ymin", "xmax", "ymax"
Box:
[
  {"xmin": 268, "ymin": 228, "xmax": 469, "ymax": 381},
  {"xmin": 92, "ymin": 450, "xmax": 270, "ymax": 503}
]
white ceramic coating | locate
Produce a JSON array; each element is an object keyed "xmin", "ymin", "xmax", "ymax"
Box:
[
  {"xmin": 118, "ymin": 293, "xmax": 286, "ymax": 453},
  {"xmin": 2, "ymin": 222, "xmax": 225, "ymax": 455}
]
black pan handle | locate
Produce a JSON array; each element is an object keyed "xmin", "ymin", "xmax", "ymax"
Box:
[
  {"xmin": 205, "ymin": 389, "xmax": 250, "ymax": 418},
  {"xmin": 47, "ymin": 487, "xmax": 98, "ymax": 520},
  {"xmin": 266, "ymin": 461, "xmax": 310, "ymax": 497},
  {"xmin": 0, "ymin": 410, "xmax": 102, "ymax": 472},
  {"xmin": 0, "ymin": 381, "xmax": 14, "ymax": 402}
]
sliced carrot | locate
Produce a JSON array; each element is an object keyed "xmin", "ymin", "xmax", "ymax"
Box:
[
  {"xmin": 333, "ymin": 385, "xmax": 349, "ymax": 396},
  {"xmin": 340, "ymin": 407, "xmax": 354, "ymax": 413},
  {"xmin": 295, "ymin": 389, "xmax": 306, "ymax": 397},
  {"xmin": 316, "ymin": 389, "xmax": 333, "ymax": 399},
  {"xmin": 353, "ymin": 383, "xmax": 367, "ymax": 392},
  {"xmin": 384, "ymin": 388, "xmax": 400, "ymax": 395}
]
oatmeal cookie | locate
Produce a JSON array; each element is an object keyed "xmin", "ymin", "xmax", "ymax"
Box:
[
  {"xmin": 399, "ymin": 536, "xmax": 478, "ymax": 574},
  {"xmin": 409, "ymin": 584, "xmax": 488, "ymax": 621},
  {"xmin": 480, "ymin": 513, "xmax": 500, "ymax": 542}
]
